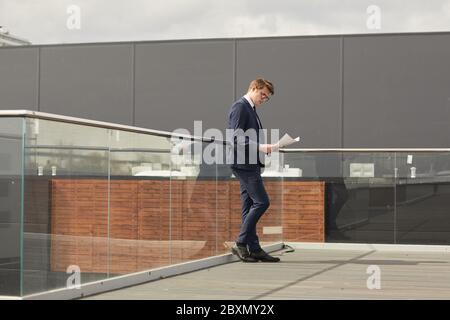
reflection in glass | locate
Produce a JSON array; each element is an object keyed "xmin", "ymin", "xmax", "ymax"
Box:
[
  {"xmin": 395, "ymin": 152, "xmax": 450, "ymax": 244},
  {"xmin": 170, "ymin": 141, "xmax": 217, "ymax": 264},
  {"xmin": 282, "ymin": 152, "xmax": 397, "ymax": 244}
]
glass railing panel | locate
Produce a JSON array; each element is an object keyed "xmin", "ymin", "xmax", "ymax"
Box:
[
  {"xmin": 259, "ymin": 152, "xmax": 283, "ymax": 247},
  {"xmin": 280, "ymin": 151, "xmax": 327, "ymax": 243},
  {"xmin": 395, "ymin": 152, "xmax": 450, "ymax": 245},
  {"xmin": 5, "ymin": 107, "xmax": 449, "ymax": 298},
  {"xmin": 0, "ymin": 117, "xmax": 23, "ymax": 296},
  {"xmin": 215, "ymin": 142, "xmax": 234, "ymax": 255},
  {"xmin": 169, "ymin": 140, "xmax": 218, "ymax": 263},
  {"xmin": 109, "ymin": 130, "xmax": 172, "ymax": 274},
  {"xmin": 282, "ymin": 151, "xmax": 396, "ymax": 244},
  {"xmin": 22, "ymin": 118, "xmax": 110, "ymax": 295}
]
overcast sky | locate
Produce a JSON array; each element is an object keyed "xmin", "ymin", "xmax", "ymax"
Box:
[{"xmin": 1, "ymin": 0, "xmax": 450, "ymax": 44}]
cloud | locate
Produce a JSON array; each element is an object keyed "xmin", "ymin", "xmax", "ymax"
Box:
[{"xmin": 1, "ymin": 0, "xmax": 450, "ymax": 45}]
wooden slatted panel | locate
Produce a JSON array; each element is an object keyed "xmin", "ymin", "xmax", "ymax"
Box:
[
  {"xmin": 49, "ymin": 179, "xmax": 324, "ymax": 273},
  {"xmin": 282, "ymin": 181, "xmax": 325, "ymax": 242},
  {"xmin": 50, "ymin": 179, "xmax": 108, "ymax": 273}
]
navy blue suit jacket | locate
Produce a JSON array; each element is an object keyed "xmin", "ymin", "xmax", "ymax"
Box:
[{"xmin": 227, "ymin": 97, "xmax": 265, "ymax": 170}]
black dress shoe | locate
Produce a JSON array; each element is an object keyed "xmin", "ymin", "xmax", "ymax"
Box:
[
  {"xmin": 231, "ymin": 244, "xmax": 258, "ymax": 263},
  {"xmin": 250, "ymin": 249, "xmax": 280, "ymax": 262}
]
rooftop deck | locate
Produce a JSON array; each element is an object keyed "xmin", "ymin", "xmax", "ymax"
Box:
[{"xmin": 85, "ymin": 244, "xmax": 450, "ymax": 300}]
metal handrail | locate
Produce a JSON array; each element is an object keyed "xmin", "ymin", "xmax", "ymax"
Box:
[
  {"xmin": 0, "ymin": 110, "xmax": 212, "ymax": 143},
  {"xmin": 281, "ymin": 148, "xmax": 450, "ymax": 152},
  {"xmin": 2, "ymin": 110, "xmax": 450, "ymax": 152}
]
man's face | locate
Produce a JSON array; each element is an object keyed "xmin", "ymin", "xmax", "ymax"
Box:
[{"xmin": 251, "ymin": 87, "xmax": 272, "ymax": 107}]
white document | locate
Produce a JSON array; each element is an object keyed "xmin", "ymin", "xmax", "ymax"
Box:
[{"xmin": 273, "ymin": 133, "xmax": 300, "ymax": 150}]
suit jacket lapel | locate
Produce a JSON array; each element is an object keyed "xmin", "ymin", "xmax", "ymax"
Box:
[{"xmin": 240, "ymin": 97, "xmax": 263, "ymax": 129}]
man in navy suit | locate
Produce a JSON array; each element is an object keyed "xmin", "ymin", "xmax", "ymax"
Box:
[{"xmin": 227, "ymin": 78, "xmax": 280, "ymax": 263}]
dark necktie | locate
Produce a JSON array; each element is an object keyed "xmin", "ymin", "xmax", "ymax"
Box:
[{"xmin": 253, "ymin": 107, "xmax": 263, "ymax": 129}]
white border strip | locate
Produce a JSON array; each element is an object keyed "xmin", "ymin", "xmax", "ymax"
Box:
[
  {"xmin": 0, "ymin": 296, "xmax": 21, "ymax": 300},
  {"xmin": 284, "ymin": 242, "xmax": 450, "ymax": 252},
  {"xmin": 18, "ymin": 242, "xmax": 284, "ymax": 300}
]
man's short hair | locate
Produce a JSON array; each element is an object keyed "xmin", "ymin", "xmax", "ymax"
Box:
[{"xmin": 248, "ymin": 78, "xmax": 274, "ymax": 95}]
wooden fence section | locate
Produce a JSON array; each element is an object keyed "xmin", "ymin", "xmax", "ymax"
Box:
[{"xmin": 49, "ymin": 179, "xmax": 324, "ymax": 273}]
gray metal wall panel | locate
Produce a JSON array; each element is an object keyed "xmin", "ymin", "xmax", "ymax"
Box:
[
  {"xmin": 134, "ymin": 41, "xmax": 234, "ymax": 133},
  {"xmin": 39, "ymin": 44, "xmax": 134, "ymax": 125},
  {"xmin": 235, "ymin": 37, "xmax": 342, "ymax": 148},
  {"xmin": 0, "ymin": 47, "xmax": 38, "ymax": 110},
  {"xmin": 344, "ymin": 34, "xmax": 450, "ymax": 147},
  {"xmin": 2, "ymin": 33, "xmax": 450, "ymax": 148}
]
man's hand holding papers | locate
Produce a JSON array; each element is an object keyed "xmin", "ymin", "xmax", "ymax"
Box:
[
  {"xmin": 272, "ymin": 133, "xmax": 300, "ymax": 151},
  {"xmin": 259, "ymin": 134, "xmax": 300, "ymax": 154}
]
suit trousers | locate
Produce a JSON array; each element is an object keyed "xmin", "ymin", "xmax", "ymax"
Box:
[{"xmin": 231, "ymin": 166, "xmax": 270, "ymax": 252}]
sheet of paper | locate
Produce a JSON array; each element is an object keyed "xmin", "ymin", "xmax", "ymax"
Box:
[{"xmin": 273, "ymin": 133, "xmax": 300, "ymax": 150}]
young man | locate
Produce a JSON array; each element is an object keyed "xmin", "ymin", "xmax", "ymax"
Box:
[{"xmin": 227, "ymin": 78, "xmax": 280, "ymax": 263}]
